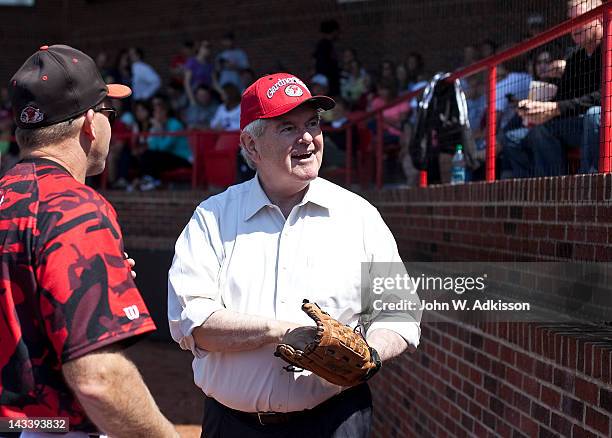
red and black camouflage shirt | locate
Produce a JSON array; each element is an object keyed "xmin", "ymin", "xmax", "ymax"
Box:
[{"xmin": 0, "ymin": 158, "xmax": 156, "ymax": 432}]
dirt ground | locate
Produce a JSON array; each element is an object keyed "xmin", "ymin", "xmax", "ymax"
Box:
[{"xmin": 125, "ymin": 339, "xmax": 203, "ymax": 438}]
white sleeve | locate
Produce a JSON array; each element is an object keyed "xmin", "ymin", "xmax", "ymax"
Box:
[
  {"xmin": 362, "ymin": 205, "xmax": 421, "ymax": 349},
  {"xmin": 210, "ymin": 106, "xmax": 223, "ymax": 129},
  {"xmin": 168, "ymin": 202, "xmax": 225, "ymax": 357},
  {"xmin": 237, "ymin": 50, "xmax": 250, "ymax": 69},
  {"xmin": 143, "ymin": 65, "xmax": 161, "ymax": 97}
]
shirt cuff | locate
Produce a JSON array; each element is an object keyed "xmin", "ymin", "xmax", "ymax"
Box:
[
  {"xmin": 367, "ymin": 321, "xmax": 421, "ymax": 350},
  {"xmin": 169, "ymin": 296, "xmax": 224, "ymax": 358}
]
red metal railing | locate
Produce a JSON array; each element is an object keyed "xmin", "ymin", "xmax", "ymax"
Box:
[
  {"xmin": 95, "ymin": 3, "xmax": 610, "ymax": 190},
  {"xmin": 359, "ymin": 1, "xmax": 612, "ymax": 187}
]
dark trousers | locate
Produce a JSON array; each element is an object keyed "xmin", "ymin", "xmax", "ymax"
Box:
[{"xmin": 201, "ymin": 384, "xmax": 373, "ymax": 438}]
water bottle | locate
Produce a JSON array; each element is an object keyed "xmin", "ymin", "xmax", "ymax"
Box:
[{"xmin": 450, "ymin": 144, "xmax": 466, "ymax": 185}]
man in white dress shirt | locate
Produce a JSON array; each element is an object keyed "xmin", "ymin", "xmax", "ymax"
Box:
[{"xmin": 168, "ymin": 72, "xmax": 421, "ymax": 437}]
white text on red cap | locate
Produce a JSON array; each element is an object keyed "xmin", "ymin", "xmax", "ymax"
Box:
[{"xmin": 266, "ymin": 77, "xmax": 308, "ymax": 99}]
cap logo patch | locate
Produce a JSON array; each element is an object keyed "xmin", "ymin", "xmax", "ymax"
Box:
[
  {"xmin": 285, "ymin": 84, "xmax": 304, "ymax": 97},
  {"xmin": 20, "ymin": 106, "xmax": 44, "ymax": 124},
  {"xmin": 266, "ymin": 76, "xmax": 308, "ymax": 99}
]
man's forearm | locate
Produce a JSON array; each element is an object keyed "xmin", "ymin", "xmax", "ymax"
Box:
[
  {"xmin": 192, "ymin": 308, "xmax": 298, "ymax": 352},
  {"xmin": 63, "ymin": 350, "xmax": 178, "ymax": 438},
  {"xmin": 366, "ymin": 328, "xmax": 410, "ymax": 363}
]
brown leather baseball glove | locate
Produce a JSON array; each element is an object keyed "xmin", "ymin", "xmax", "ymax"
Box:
[{"xmin": 274, "ymin": 300, "xmax": 381, "ymax": 387}]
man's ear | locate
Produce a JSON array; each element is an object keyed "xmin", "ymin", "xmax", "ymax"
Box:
[
  {"xmin": 81, "ymin": 109, "xmax": 96, "ymax": 142},
  {"xmin": 240, "ymin": 131, "xmax": 260, "ymax": 164}
]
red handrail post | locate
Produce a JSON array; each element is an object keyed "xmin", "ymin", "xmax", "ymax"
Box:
[
  {"xmin": 486, "ymin": 66, "xmax": 497, "ymax": 181},
  {"xmin": 375, "ymin": 112, "xmax": 384, "ymax": 189},
  {"xmin": 345, "ymin": 124, "xmax": 353, "ymax": 186},
  {"xmin": 419, "ymin": 170, "xmax": 428, "ymax": 187},
  {"xmin": 600, "ymin": 2, "xmax": 612, "ymax": 173}
]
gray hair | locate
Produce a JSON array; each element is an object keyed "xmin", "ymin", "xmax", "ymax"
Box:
[
  {"xmin": 16, "ymin": 119, "xmax": 81, "ymax": 150},
  {"xmin": 240, "ymin": 118, "xmax": 269, "ymax": 170}
]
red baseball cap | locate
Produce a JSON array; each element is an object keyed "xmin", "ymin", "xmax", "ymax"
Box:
[{"xmin": 240, "ymin": 72, "xmax": 335, "ymax": 130}]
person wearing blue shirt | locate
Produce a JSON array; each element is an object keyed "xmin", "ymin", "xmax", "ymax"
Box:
[{"xmin": 140, "ymin": 97, "xmax": 192, "ymax": 190}]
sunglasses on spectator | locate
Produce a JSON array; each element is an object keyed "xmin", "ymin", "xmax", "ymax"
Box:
[{"xmin": 94, "ymin": 106, "xmax": 117, "ymax": 123}]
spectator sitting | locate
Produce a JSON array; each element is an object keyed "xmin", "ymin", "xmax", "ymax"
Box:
[
  {"xmin": 342, "ymin": 48, "xmax": 357, "ymax": 71},
  {"xmin": 140, "ymin": 98, "xmax": 192, "ymax": 190},
  {"xmin": 108, "ymin": 49, "xmax": 132, "ymax": 87},
  {"xmin": 95, "ymin": 51, "xmax": 114, "ymax": 84},
  {"xmin": 502, "ymin": 0, "xmax": 602, "ymax": 177},
  {"xmin": 480, "ymin": 38, "xmax": 498, "ymax": 58},
  {"xmin": 527, "ymin": 50, "xmax": 560, "ymax": 82},
  {"xmin": 184, "ymin": 84, "xmax": 219, "ymax": 129},
  {"xmin": 128, "ymin": 47, "xmax": 161, "ymax": 101},
  {"xmin": 166, "ymin": 82, "xmax": 189, "ymax": 117},
  {"xmin": 240, "ymin": 68, "xmax": 256, "ymax": 90},
  {"xmin": 170, "ymin": 40, "xmax": 195, "ymax": 88},
  {"xmin": 215, "ymin": 32, "xmax": 250, "ymax": 90},
  {"xmin": 462, "ymin": 44, "xmax": 480, "ymax": 67},
  {"xmin": 113, "ymin": 100, "xmax": 152, "ymax": 189},
  {"xmin": 105, "ymin": 99, "xmax": 133, "ymax": 188},
  {"xmin": 321, "ymin": 97, "xmax": 358, "ymax": 169},
  {"xmin": 369, "ymin": 78, "xmax": 410, "ymax": 144},
  {"xmin": 310, "ymin": 74, "xmax": 333, "ymax": 122},
  {"xmin": 184, "ymin": 40, "xmax": 214, "ymax": 103},
  {"xmin": 210, "ymin": 83, "xmax": 241, "ymax": 131},
  {"xmin": 396, "ymin": 63, "xmax": 409, "ymax": 94},
  {"xmin": 406, "ymin": 52, "xmax": 426, "ymax": 88},
  {"xmin": 310, "ymin": 73, "xmax": 330, "ymax": 96},
  {"xmin": 379, "ymin": 60, "xmax": 395, "ymax": 82},
  {"xmin": 340, "ymin": 58, "xmax": 370, "ymax": 110},
  {"xmin": 495, "ymin": 62, "xmax": 532, "ymax": 132},
  {"xmin": 0, "ymin": 87, "xmax": 11, "ymax": 111}
]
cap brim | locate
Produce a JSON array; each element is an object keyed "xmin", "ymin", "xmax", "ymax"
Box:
[
  {"xmin": 262, "ymin": 95, "xmax": 336, "ymax": 120},
  {"xmin": 106, "ymin": 83, "xmax": 132, "ymax": 99}
]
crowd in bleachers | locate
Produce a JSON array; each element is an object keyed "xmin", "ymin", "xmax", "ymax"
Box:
[{"xmin": 0, "ymin": 0, "xmax": 603, "ymax": 188}]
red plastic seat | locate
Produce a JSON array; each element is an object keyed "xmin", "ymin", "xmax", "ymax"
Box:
[{"xmin": 203, "ymin": 132, "xmax": 241, "ymax": 187}]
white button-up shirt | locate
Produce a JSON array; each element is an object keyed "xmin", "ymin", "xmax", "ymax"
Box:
[{"xmin": 168, "ymin": 176, "xmax": 420, "ymax": 413}]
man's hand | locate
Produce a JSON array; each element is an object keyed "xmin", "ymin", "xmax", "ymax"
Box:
[
  {"xmin": 124, "ymin": 252, "xmax": 136, "ymax": 279},
  {"xmin": 280, "ymin": 326, "xmax": 318, "ymax": 351},
  {"xmin": 518, "ymin": 99, "xmax": 560, "ymax": 126}
]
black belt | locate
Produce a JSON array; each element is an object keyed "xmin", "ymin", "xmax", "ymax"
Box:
[
  {"xmin": 231, "ymin": 409, "xmax": 309, "ymax": 426},
  {"xmin": 209, "ymin": 383, "xmax": 371, "ymax": 426}
]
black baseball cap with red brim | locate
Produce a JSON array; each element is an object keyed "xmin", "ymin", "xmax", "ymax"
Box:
[{"xmin": 9, "ymin": 44, "xmax": 132, "ymax": 129}]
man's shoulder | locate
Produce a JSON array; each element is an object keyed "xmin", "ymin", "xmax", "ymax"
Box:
[{"xmin": 38, "ymin": 172, "xmax": 115, "ymax": 219}]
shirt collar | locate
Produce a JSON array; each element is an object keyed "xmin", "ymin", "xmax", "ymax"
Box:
[
  {"xmin": 299, "ymin": 177, "xmax": 331, "ymax": 210},
  {"xmin": 243, "ymin": 176, "xmax": 331, "ymax": 221},
  {"xmin": 243, "ymin": 175, "xmax": 274, "ymax": 221}
]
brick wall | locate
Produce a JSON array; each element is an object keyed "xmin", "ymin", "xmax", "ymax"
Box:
[
  {"xmin": 2, "ymin": 0, "xmax": 563, "ymax": 85},
  {"xmin": 364, "ymin": 174, "xmax": 612, "ymax": 438},
  {"xmin": 104, "ymin": 173, "xmax": 612, "ymax": 438}
]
